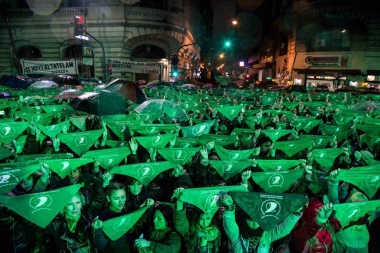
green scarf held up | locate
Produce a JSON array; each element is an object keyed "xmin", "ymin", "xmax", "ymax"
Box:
[
  {"xmin": 37, "ymin": 120, "xmax": 70, "ymax": 139},
  {"xmin": 214, "ymin": 145, "xmax": 255, "ymax": 161},
  {"xmin": 156, "ymin": 147, "xmax": 200, "ymax": 166},
  {"xmin": 197, "ymin": 134, "xmax": 239, "ymax": 147},
  {"xmin": 17, "ymin": 111, "xmax": 56, "ymax": 125},
  {"xmin": 261, "ymin": 129, "xmax": 293, "ymax": 143},
  {"xmin": 132, "ymin": 124, "xmax": 178, "ymax": 136},
  {"xmin": 298, "ymin": 135, "xmax": 335, "ymax": 149},
  {"xmin": 179, "ymin": 185, "xmax": 248, "ymax": 217},
  {"xmin": 111, "ymin": 161, "xmax": 176, "ymax": 186},
  {"xmin": 83, "ymin": 147, "xmax": 131, "ymax": 170},
  {"xmin": 255, "ymin": 159, "xmax": 303, "ymax": 172},
  {"xmin": 0, "ymin": 163, "xmax": 41, "ymax": 195},
  {"xmin": 356, "ymin": 124, "xmax": 380, "ymax": 136},
  {"xmin": 311, "ymin": 148, "xmax": 346, "ymax": 170},
  {"xmin": 42, "ymin": 158, "xmax": 93, "ymax": 179},
  {"xmin": 181, "ymin": 120, "xmax": 215, "ymax": 138},
  {"xmin": 102, "ymin": 206, "xmax": 151, "ymax": 241},
  {"xmin": 216, "ymin": 105, "xmax": 244, "ymax": 121},
  {"xmin": 0, "ymin": 121, "xmax": 29, "ymax": 145},
  {"xmin": 209, "ymin": 160, "xmax": 252, "ymax": 180},
  {"xmin": 293, "ymin": 117, "xmax": 321, "ymax": 133},
  {"xmin": 103, "ymin": 119, "xmax": 143, "ymax": 140},
  {"xmin": 58, "ymin": 129, "xmax": 103, "ymax": 156},
  {"xmin": 172, "ymin": 137, "xmax": 200, "ymax": 148},
  {"xmin": 0, "ymin": 184, "xmax": 82, "ymax": 228},
  {"xmin": 319, "ymin": 124, "xmax": 350, "ymax": 142},
  {"xmin": 134, "ymin": 133, "xmax": 175, "ymax": 150},
  {"xmin": 15, "ymin": 135, "xmax": 27, "ymax": 155},
  {"xmin": 336, "ymin": 165, "xmax": 380, "ymax": 199},
  {"xmin": 250, "ymin": 169, "xmax": 304, "ymax": 193},
  {"xmin": 359, "ymin": 134, "xmax": 380, "ymax": 151},
  {"xmin": 333, "ymin": 200, "xmax": 380, "ymax": 228},
  {"xmin": 68, "ymin": 115, "xmax": 87, "ymax": 131},
  {"xmin": 230, "ymin": 192, "xmax": 308, "ymax": 231},
  {"xmin": 274, "ymin": 140, "xmax": 313, "ymax": 158}
]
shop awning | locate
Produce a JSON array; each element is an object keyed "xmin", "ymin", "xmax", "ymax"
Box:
[{"xmin": 294, "ymin": 68, "xmax": 363, "ymax": 76}]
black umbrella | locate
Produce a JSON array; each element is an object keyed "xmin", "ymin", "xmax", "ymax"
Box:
[
  {"xmin": 100, "ymin": 78, "xmax": 147, "ymax": 104},
  {"xmin": 52, "ymin": 75, "xmax": 81, "ymax": 86},
  {"xmin": 0, "ymin": 75, "xmax": 35, "ymax": 89}
]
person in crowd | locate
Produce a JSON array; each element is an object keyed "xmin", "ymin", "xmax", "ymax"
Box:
[
  {"xmin": 172, "ymin": 187, "xmax": 221, "ymax": 253},
  {"xmin": 134, "ymin": 204, "xmax": 182, "ymax": 253},
  {"xmin": 222, "ymin": 194, "xmax": 303, "ymax": 253}
]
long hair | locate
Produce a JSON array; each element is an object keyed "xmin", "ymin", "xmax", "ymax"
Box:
[
  {"xmin": 235, "ymin": 207, "xmax": 264, "ymax": 239},
  {"xmin": 154, "ymin": 204, "xmax": 174, "ymax": 229}
]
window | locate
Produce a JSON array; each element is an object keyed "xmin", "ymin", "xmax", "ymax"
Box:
[{"xmin": 309, "ymin": 28, "xmax": 350, "ymax": 52}]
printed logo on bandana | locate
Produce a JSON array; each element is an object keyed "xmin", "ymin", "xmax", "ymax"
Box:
[
  {"xmin": 287, "ymin": 144, "xmax": 295, "ymax": 149},
  {"xmin": 319, "ymin": 152, "xmax": 325, "ymax": 158},
  {"xmin": 316, "ymin": 138, "xmax": 324, "ymax": 145},
  {"xmin": 204, "ymin": 193, "xmax": 222, "ymax": 213},
  {"xmin": 229, "ymin": 152, "xmax": 241, "ymax": 160},
  {"xmin": 180, "ymin": 142, "xmax": 191, "ymax": 148},
  {"xmin": 75, "ymin": 136, "xmax": 87, "ymax": 146},
  {"xmin": 268, "ymin": 174, "xmax": 284, "ymax": 188},
  {"xmin": 230, "ymin": 110, "xmax": 235, "ymax": 115},
  {"xmin": 113, "ymin": 216, "xmax": 130, "ymax": 230},
  {"xmin": 305, "ymin": 121, "xmax": 313, "ymax": 127},
  {"xmin": 152, "ymin": 135, "xmax": 162, "ymax": 145},
  {"xmin": 138, "ymin": 166, "xmax": 154, "ymax": 179},
  {"xmin": 0, "ymin": 126, "xmax": 15, "ymax": 138},
  {"xmin": 106, "ymin": 158, "xmax": 114, "ymax": 166},
  {"xmin": 366, "ymin": 175, "xmax": 380, "ymax": 186},
  {"xmin": 192, "ymin": 125, "xmax": 207, "ymax": 136},
  {"xmin": 29, "ymin": 195, "xmax": 53, "ymax": 213},
  {"xmin": 173, "ymin": 150, "xmax": 185, "ymax": 161},
  {"xmin": 223, "ymin": 163, "xmax": 234, "ymax": 175},
  {"xmin": 118, "ymin": 126, "xmax": 127, "ymax": 133},
  {"xmin": 346, "ymin": 207, "xmax": 360, "ymax": 220},
  {"xmin": 273, "ymin": 166, "xmax": 282, "ymax": 171},
  {"xmin": 261, "ymin": 199, "xmax": 281, "ymax": 219},
  {"xmin": 48, "ymin": 125, "xmax": 58, "ymax": 130},
  {"xmin": 0, "ymin": 174, "xmax": 18, "ymax": 186},
  {"xmin": 32, "ymin": 114, "xmax": 43, "ymax": 123},
  {"xmin": 146, "ymin": 126, "xmax": 158, "ymax": 134},
  {"xmin": 61, "ymin": 162, "xmax": 70, "ymax": 170}
]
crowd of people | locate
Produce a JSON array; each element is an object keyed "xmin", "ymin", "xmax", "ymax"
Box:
[{"xmin": 1, "ymin": 83, "xmax": 380, "ymax": 253}]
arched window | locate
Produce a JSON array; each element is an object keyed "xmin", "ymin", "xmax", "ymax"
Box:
[
  {"xmin": 16, "ymin": 45, "xmax": 42, "ymax": 78},
  {"xmin": 308, "ymin": 28, "xmax": 350, "ymax": 52},
  {"xmin": 131, "ymin": 44, "xmax": 166, "ymax": 59}
]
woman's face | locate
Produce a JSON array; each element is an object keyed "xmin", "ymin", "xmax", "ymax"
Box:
[
  {"xmin": 246, "ymin": 218, "xmax": 260, "ymax": 230},
  {"xmin": 69, "ymin": 168, "xmax": 81, "ymax": 183},
  {"xmin": 65, "ymin": 195, "xmax": 82, "ymax": 219},
  {"xmin": 129, "ymin": 181, "xmax": 143, "ymax": 196},
  {"xmin": 153, "ymin": 210, "xmax": 167, "ymax": 230},
  {"xmin": 108, "ymin": 189, "xmax": 127, "ymax": 212},
  {"xmin": 199, "ymin": 213, "xmax": 212, "ymax": 229},
  {"xmin": 19, "ymin": 175, "xmax": 34, "ymax": 191},
  {"xmin": 261, "ymin": 141, "xmax": 272, "ymax": 153}
]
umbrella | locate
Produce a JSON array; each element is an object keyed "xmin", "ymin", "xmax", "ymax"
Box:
[
  {"xmin": 203, "ymin": 83, "xmax": 214, "ymax": 88},
  {"xmin": 0, "ymin": 92, "xmax": 12, "ymax": 98},
  {"xmin": 181, "ymin": 84, "xmax": 197, "ymax": 89},
  {"xmin": 55, "ymin": 89, "xmax": 85, "ymax": 100},
  {"xmin": 99, "ymin": 78, "xmax": 147, "ymax": 104},
  {"xmin": 214, "ymin": 75, "xmax": 231, "ymax": 86},
  {"xmin": 134, "ymin": 99, "xmax": 189, "ymax": 122},
  {"xmin": 136, "ymin": 80, "xmax": 147, "ymax": 84},
  {"xmin": 0, "ymin": 75, "xmax": 34, "ymax": 89},
  {"xmin": 52, "ymin": 75, "xmax": 81, "ymax": 86},
  {"xmin": 352, "ymin": 101, "xmax": 380, "ymax": 111},
  {"xmin": 29, "ymin": 80, "xmax": 59, "ymax": 89},
  {"xmin": 148, "ymin": 79, "xmax": 160, "ymax": 85}
]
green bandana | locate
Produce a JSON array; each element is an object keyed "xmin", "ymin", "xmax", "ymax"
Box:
[
  {"xmin": 0, "ymin": 163, "xmax": 41, "ymax": 195},
  {"xmin": 0, "ymin": 121, "xmax": 29, "ymax": 145},
  {"xmin": 293, "ymin": 117, "xmax": 321, "ymax": 133},
  {"xmin": 179, "ymin": 185, "xmax": 248, "ymax": 216},
  {"xmin": 319, "ymin": 124, "xmax": 350, "ymax": 142},
  {"xmin": 333, "ymin": 200, "xmax": 380, "ymax": 228},
  {"xmin": 132, "ymin": 124, "xmax": 178, "ymax": 136},
  {"xmin": 17, "ymin": 112, "xmax": 55, "ymax": 125},
  {"xmin": 156, "ymin": 147, "xmax": 199, "ymax": 165},
  {"xmin": 134, "ymin": 133, "xmax": 175, "ymax": 150},
  {"xmin": 16, "ymin": 153, "xmax": 73, "ymax": 162},
  {"xmin": 281, "ymin": 102, "xmax": 299, "ymax": 111},
  {"xmin": 172, "ymin": 137, "xmax": 200, "ymax": 148},
  {"xmin": 356, "ymin": 124, "xmax": 380, "ymax": 136},
  {"xmin": 197, "ymin": 134, "xmax": 239, "ymax": 147},
  {"xmin": 43, "ymin": 158, "xmax": 93, "ymax": 179},
  {"xmin": 105, "ymin": 140, "xmax": 129, "ymax": 148},
  {"xmin": 298, "ymin": 135, "xmax": 335, "ymax": 149},
  {"xmin": 68, "ymin": 115, "xmax": 87, "ymax": 131},
  {"xmin": 111, "ymin": 161, "xmax": 175, "ymax": 186},
  {"xmin": 37, "ymin": 121, "xmax": 70, "ymax": 139},
  {"xmin": 58, "ymin": 129, "xmax": 103, "ymax": 156},
  {"xmin": 261, "ymin": 129, "xmax": 293, "ymax": 143},
  {"xmin": 230, "ymin": 192, "xmax": 308, "ymax": 231},
  {"xmin": 251, "ymin": 169, "xmax": 304, "ymax": 193},
  {"xmin": 274, "ymin": 140, "xmax": 313, "ymax": 157},
  {"xmin": 209, "ymin": 160, "xmax": 252, "ymax": 180},
  {"xmin": 0, "ymin": 184, "xmax": 82, "ymax": 228},
  {"xmin": 15, "ymin": 135, "xmax": 27, "ymax": 154},
  {"xmin": 361, "ymin": 117, "xmax": 380, "ymax": 126},
  {"xmin": 332, "ymin": 114, "xmax": 356, "ymax": 126},
  {"xmin": 214, "ymin": 145, "xmax": 255, "ymax": 161},
  {"xmin": 336, "ymin": 165, "xmax": 380, "ymax": 199},
  {"xmin": 359, "ymin": 134, "xmax": 380, "ymax": 151},
  {"xmin": 103, "ymin": 119, "xmax": 143, "ymax": 140},
  {"xmin": 311, "ymin": 148, "xmax": 346, "ymax": 170},
  {"xmin": 181, "ymin": 120, "xmax": 215, "ymax": 138},
  {"xmin": 102, "ymin": 206, "xmax": 151, "ymax": 241},
  {"xmin": 255, "ymin": 159, "xmax": 303, "ymax": 172},
  {"xmin": 276, "ymin": 122, "xmax": 289, "ymax": 130},
  {"xmin": 40, "ymin": 104, "xmax": 73, "ymax": 113},
  {"xmin": 261, "ymin": 96, "xmax": 275, "ymax": 106},
  {"xmin": 216, "ymin": 105, "xmax": 244, "ymax": 121},
  {"xmin": 83, "ymin": 147, "xmax": 131, "ymax": 170}
]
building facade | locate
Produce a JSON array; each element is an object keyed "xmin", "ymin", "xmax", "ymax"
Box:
[{"xmin": 0, "ymin": 0, "xmax": 202, "ymax": 82}]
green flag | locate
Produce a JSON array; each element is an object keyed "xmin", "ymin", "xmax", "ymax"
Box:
[
  {"xmin": 181, "ymin": 120, "xmax": 215, "ymax": 138},
  {"xmin": 230, "ymin": 192, "xmax": 308, "ymax": 231},
  {"xmin": 179, "ymin": 185, "xmax": 248, "ymax": 216},
  {"xmin": 0, "ymin": 184, "xmax": 82, "ymax": 228},
  {"xmin": 134, "ymin": 133, "xmax": 174, "ymax": 150},
  {"xmin": 311, "ymin": 148, "xmax": 346, "ymax": 170},
  {"xmin": 83, "ymin": 147, "xmax": 131, "ymax": 170},
  {"xmin": 102, "ymin": 206, "xmax": 151, "ymax": 241},
  {"xmin": 156, "ymin": 147, "xmax": 199, "ymax": 166},
  {"xmin": 0, "ymin": 163, "xmax": 41, "ymax": 195},
  {"xmin": 251, "ymin": 169, "xmax": 304, "ymax": 193},
  {"xmin": 274, "ymin": 140, "xmax": 313, "ymax": 158},
  {"xmin": 197, "ymin": 134, "xmax": 239, "ymax": 147},
  {"xmin": 68, "ymin": 115, "xmax": 87, "ymax": 131},
  {"xmin": 0, "ymin": 121, "xmax": 29, "ymax": 145},
  {"xmin": 336, "ymin": 165, "xmax": 380, "ymax": 199},
  {"xmin": 214, "ymin": 145, "xmax": 255, "ymax": 161},
  {"xmin": 216, "ymin": 105, "xmax": 244, "ymax": 121},
  {"xmin": 42, "ymin": 158, "xmax": 93, "ymax": 179},
  {"xmin": 209, "ymin": 160, "xmax": 252, "ymax": 180},
  {"xmin": 37, "ymin": 121, "xmax": 70, "ymax": 139},
  {"xmin": 111, "ymin": 161, "xmax": 175, "ymax": 186},
  {"xmin": 58, "ymin": 129, "xmax": 103, "ymax": 156},
  {"xmin": 261, "ymin": 129, "xmax": 293, "ymax": 143},
  {"xmin": 255, "ymin": 159, "xmax": 303, "ymax": 172},
  {"xmin": 132, "ymin": 124, "xmax": 178, "ymax": 136},
  {"xmin": 333, "ymin": 200, "xmax": 380, "ymax": 228}
]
